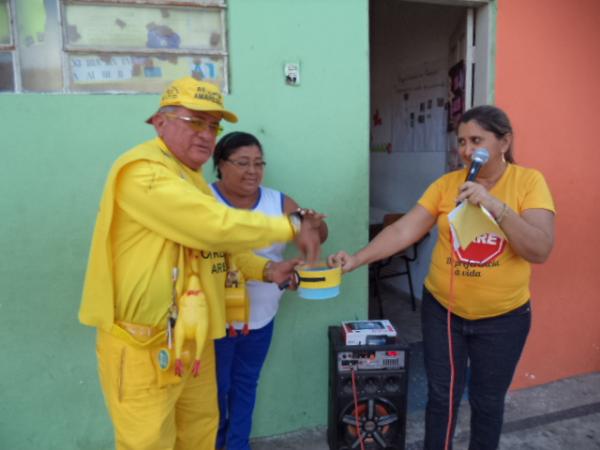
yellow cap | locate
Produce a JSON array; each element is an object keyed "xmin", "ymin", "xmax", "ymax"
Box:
[{"xmin": 146, "ymin": 77, "xmax": 238, "ymax": 124}]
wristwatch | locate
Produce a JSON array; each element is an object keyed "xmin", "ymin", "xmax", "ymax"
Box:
[{"xmin": 288, "ymin": 211, "xmax": 303, "ymax": 236}]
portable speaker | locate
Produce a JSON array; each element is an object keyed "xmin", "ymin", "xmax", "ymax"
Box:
[{"xmin": 328, "ymin": 326, "xmax": 409, "ymax": 450}]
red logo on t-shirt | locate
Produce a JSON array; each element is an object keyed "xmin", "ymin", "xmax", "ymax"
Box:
[{"xmin": 452, "ymin": 233, "xmax": 506, "ymax": 265}]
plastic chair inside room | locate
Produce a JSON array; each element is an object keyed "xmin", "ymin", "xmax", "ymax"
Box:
[{"xmin": 369, "ymin": 213, "xmax": 424, "ymax": 317}]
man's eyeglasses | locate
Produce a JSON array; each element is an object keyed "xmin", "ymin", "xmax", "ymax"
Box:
[
  {"xmin": 226, "ymin": 159, "xmax": 267, "ymax": 170},
  {"xmin": 163, "ymin": 113, "xmax": 223, "ymax": 136}
]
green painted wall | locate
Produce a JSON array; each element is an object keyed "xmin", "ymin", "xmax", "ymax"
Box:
[
  {"xmin": 226, "ymin": 0, "xmax": 369, "ymax": 438},
  {"xmin": 0, "ymin": 0, "xmax": 369, "ymax": 447}
]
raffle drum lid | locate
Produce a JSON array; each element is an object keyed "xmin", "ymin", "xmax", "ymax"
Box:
[{"xmin": 295, "ymin": 263, "xmax": 341, "ymax": 300}]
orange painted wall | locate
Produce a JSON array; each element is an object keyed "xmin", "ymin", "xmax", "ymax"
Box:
[{"xmin": 496, "ymin": 0, "xmax": 600, "ymax": 389}]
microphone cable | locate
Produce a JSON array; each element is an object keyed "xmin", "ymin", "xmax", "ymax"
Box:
[{"xmin": 444, "ymin": 242, "xmax": 458, "ymax": 450}]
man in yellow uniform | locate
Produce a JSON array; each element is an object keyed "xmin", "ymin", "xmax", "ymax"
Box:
[{"xmin": 79, "ymin": 77, "xmax": 322, "ymax": 450}]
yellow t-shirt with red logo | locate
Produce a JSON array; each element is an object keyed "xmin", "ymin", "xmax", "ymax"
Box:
[
  {"xmin": 79, "ymin": 138, "xmax": 294, "ymax": 343},
  {"xmin": 418, "ymin": 164, "xmax": 555, "ymax": 319}
]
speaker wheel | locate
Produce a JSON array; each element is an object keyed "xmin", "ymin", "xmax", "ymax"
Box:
[{"xmin": 340, "ymin": 397, "xmax": 399, "ymax": 449}]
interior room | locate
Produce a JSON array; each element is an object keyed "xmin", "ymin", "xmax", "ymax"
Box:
[{"xmin": 368, "ymin": 0, "xmax": 491, "ymax": 334}]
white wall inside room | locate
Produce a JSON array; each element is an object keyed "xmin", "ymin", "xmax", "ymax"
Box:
[{"xmin": 370, "ymin": 1, "xmax": 465, "ymax": 299}]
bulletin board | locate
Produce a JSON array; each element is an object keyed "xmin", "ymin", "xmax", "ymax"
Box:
[{"xmin": 390, "ymin": 59, "xmax": 448, "ymax": 153}]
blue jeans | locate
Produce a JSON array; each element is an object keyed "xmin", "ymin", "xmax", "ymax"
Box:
[
  {"xmin": 421, "ymin": 288, "xmax": 531, "ymax": 450},
  {"xmin": 215, "ymin": 320, "xmax": 274, "ymax": 450}
]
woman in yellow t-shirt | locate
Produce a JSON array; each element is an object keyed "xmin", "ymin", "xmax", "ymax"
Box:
[{"xmin": 329, "ymin": 105, "xmax": 555, "ymax": 450}]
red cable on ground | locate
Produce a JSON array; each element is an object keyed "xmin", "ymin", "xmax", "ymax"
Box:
[
  {"xmin": 351, "ymin": 367, "xmax": 366, "ymax": 450},
  {"xmin": 444, "ymin": 248, "xmax": 458, "ymax": 450}
]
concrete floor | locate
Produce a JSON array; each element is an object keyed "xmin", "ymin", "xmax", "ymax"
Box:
[
  {"xmin": 251, "ymin": 283, "xmax": 600, "ymax": 449},
  {"xmin": 252, "ymin": 372, "xmax": 600, "ymax": 449}
]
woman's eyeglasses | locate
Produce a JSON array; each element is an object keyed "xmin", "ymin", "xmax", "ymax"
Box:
[
  {"xmin": 226, "ymin": 159, "xmax": 267, "ymax": 170},
  {"xmin": 163, "ymin": 113, "xmax": 224, "ymax": 136}
]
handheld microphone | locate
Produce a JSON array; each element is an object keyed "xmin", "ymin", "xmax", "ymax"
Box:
[{"xmin": 465, "ymin": 148, "xmax": 490, "ymax": 182}]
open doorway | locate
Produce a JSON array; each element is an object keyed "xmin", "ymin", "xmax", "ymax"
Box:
[{"xmin": 368, "ymin": 0, "xmax": 493, "ymax": 338}]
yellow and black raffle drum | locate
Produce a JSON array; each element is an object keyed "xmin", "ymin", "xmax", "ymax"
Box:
[{"xmin": 295, "ymin": 263, "xmax": 341, "ymax": 300}]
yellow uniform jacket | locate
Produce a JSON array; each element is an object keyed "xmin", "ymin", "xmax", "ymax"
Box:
[{"xmin": 79, "ymin": 138, "xmax": 293, "ymax": 344}]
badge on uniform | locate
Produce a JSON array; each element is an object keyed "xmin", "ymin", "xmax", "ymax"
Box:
[{"xmin": 158, "ymin": 347, "xmax": 172, "ymax": 371}]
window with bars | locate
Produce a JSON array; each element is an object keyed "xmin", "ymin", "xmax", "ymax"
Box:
[{"xmin": 0, "ymin": 0, "xmax": 229, "ymax": 93}]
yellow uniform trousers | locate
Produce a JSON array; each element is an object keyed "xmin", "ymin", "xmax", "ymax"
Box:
[{"xmin": 96, "ymin": 328, "xmax": 218, "ymax": 450}]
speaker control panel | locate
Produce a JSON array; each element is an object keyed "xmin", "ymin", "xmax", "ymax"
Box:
[{"xmin": 337, "ymin": 349, "xmax": 406, "ymax": 372}]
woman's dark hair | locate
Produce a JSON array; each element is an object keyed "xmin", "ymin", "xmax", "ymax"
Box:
[
  {"xmin": 212, "ymin": 132, "xmax": 263, "ymax": 179},
  {"xmin": 459, "ymin": 105, "xmax": 515, "ymax": 163}
]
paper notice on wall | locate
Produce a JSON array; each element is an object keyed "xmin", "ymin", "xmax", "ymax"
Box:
[
  {"xmin": 71, "ymin": 56, "xmax": 133, "ymax": 83},
  {"xmin": 391, "ymin": 59, "xmax": 448, "ymax": 153},
  {"xmin": 191, "ymin": 59, "xmax": 218, "ymax": 82}
]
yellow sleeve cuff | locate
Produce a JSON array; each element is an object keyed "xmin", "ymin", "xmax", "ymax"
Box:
[{"xmin": 232, "ymin": 252, "xmax": 269, "ymax": 282}]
